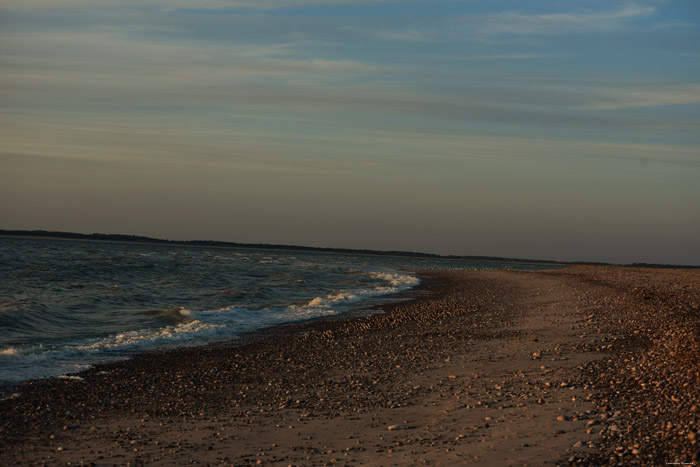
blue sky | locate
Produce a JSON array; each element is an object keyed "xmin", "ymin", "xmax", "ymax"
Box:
[{"xmin": 1, "ymin": 0, "xmax": 699, "ymax": 264}]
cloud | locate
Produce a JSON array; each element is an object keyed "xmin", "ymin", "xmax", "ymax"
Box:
[
  {"xmin": 2, "ymin": 26, "xmax": 697, "ymax": 144},
  {"xmin": 478, "ymin": 5, "xmax": 656, "ymax": 35},
  {"xmin": 582, "ymin": 83, "xmax": 700, "ymax": 110},
  {"xmin": 3, "ymin": 108, "xmax": 697, "ymax": 175},
  {"xmin": 1, "ymin": 0, "xmax": 697, "ymax": 169},
  {"xmin": 0, "ymin": 114, "xmax": 338, "ymax": 175},
  {"xmin": 458, "ymin": 53, "xmax": 567, "ymax": 61},
  {"xmin": 0, "ymin": 0, "xmax": 402, "ymax": 10},
  {"xmin": 339, "ymin": 26, "xmax": 431, "ymax": 43},
  {"xmin": 0, "ymin": 29, "xmax": 376, "ymax": 92}
]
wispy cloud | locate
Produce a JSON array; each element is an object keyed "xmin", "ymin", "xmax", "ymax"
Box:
[
  {"xmin": 4, "ymin": 110, "xmax": 696, "ymax": 174},
  {"xmin": 460, "ymin": 53, "xmax": 567, "ymax": 61},
  {"xmin": 478, "ymin": 5, "xmax": 656, "ymax": 35},
  {"xmin": 0, "ymin": 29, "xmax": 376, "ymax": 91},
  {"xmin": 0, "ymin": 114, "xmax": 338, "ymax": 175},
  {"xmin": 2, "ymin": 2, "xmax": 697, "ymax": 162},
  {"xmin": 340, "ymin": 26, "xmax": 431, "ymax": 43},
  {"xmin": 650, "ymin": 21, "xmax": 695, "ymax": 30},
  {"xmin": 2, "ymin": 26, "xmax": 697, "ymax": 143},
  {"xmin": 583, "ymin": 83, "xmax": 700, "ymax": 110},
  {"xmin": 0, "ymin": 0, "xmax": 402, "ymax": 10}
]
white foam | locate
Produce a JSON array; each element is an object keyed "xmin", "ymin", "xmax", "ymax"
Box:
[
  {"xmin": 0, "ymin": 269, "xmax": 420, "ymax": 385},
  {"xmin": 369, "ymin": 271, "xmax": 420, "ymax": 288},
  {"xmin": 0, "ymin": 347, "xmax": 96, "ymax": 383},
  {"xmin": 140, "ymin": 307, "xmax": 193, "ymax": 319},
  {"xmin": 192, "ymin": 272, "xmax": 418, "ymax": 335},
  {"xmin": 0, "ymin": 347, "xmax": 19, "ymax": 358},
  {"xmin": 177, "ymin": 308, "xmax": 193, "ymax": 319},
  {"xmin": 74, "ymin": 319, "xmax": 220, "ymax": 352},
  {"xmin": 287, "ymin": 271, "xmax": 418, "ymax": 316},
  {"xmin": 58, "ymin": 375, "xmax": 84, "ymax": 381},
  {"xmin": 297, "ymin": 291, "xmax": 357, "ymax": 310}
]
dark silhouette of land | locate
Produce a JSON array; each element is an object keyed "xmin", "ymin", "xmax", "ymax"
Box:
[{"xmin": 0, "ymin": 229, "xmax": 696, "ymax": 268}]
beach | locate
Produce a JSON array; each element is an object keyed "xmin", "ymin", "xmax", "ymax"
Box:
[{"xmin": 2, "ymin": 266, "xmax": 699, "ymax": 465}]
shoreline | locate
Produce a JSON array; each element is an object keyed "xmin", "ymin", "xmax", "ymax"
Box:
[
  {"xmin": 2, "ymin": 266, "xmax": 699, "ymax": 465},
  {"xmin": 0, "ymin": 270, "xmax": 437, "ymax": 393},
  {"xmin": 0, "ymin": 267, "xmax": 426, "ymax": 392}
]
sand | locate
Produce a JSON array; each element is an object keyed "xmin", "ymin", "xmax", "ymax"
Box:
[{"xmin": 1, "ymin": 266, "xmax": 699, "ymax": 465}]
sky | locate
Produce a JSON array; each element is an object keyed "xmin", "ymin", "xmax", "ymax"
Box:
[{"xmin": 1, "ymin": 0, "xmax": 699, "ymax": 265}]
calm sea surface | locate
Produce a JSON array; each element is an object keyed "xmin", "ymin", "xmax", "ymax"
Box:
[{"xmin": 0, "ymin": 237, "xmax": 551, "ymax": 386}]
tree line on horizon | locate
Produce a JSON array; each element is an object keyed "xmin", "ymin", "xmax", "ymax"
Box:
[{"xmin": 1, "ymin": 229, "xmax": 695, "ymax": 269}]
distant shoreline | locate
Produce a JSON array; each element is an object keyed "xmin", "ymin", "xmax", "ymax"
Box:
[{"xmin": 1, "ymin": 229, "xmax": 697, "ymax": 269}]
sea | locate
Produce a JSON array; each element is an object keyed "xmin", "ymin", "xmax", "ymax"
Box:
[{"xmin": 0, "ymin": 237, "xmax": 552, "ymax": 387}]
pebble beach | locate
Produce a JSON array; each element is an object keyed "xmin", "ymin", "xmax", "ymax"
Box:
[{"xmin": 2, "ymin": 266, "xmax": 699, "ymax": 465}]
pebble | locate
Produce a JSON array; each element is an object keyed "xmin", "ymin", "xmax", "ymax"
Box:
[
  {"xmin": 387, "ymin": 424, "xmax": 408, "ymax": 431},
  {"xmin": 3, "ymin": 268, "xmax": 700, "ymax": 466},
  {"xmin": 561, "ymin": 267, "xmax": 700, "ymax": 465}
]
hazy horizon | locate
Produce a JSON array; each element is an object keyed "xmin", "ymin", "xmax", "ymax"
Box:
[{"xmin": 1, "ymin": 1, "xmax": 699, "ymax": 265}]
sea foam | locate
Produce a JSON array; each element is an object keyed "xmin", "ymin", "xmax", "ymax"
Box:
[
  {"xmin": 0, "ymin": 347, "xmax": 19, "ymax": 358},
  {"xmin": 0, "ymin": 238, "xmax": 429, "ymax": 385}
]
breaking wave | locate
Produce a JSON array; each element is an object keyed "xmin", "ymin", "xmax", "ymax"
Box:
[
  {"xmin": 136, "ymin": 307, "xmax": 193, "ymax": 321},
  {"xmin": 0, "ymin": 249, "xmax": 420, "ymax": 385},
  {"xmin": 0, "ymin": 347, "xmax": 19, "ymax": 358}
]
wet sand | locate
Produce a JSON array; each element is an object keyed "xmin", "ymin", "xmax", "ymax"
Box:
[{"xmin": 2, "ymin": 266, "xmax": 699, "ymax": 465}]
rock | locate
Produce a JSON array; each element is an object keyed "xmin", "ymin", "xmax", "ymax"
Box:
[{"xmin": 387, "ymin": 424, "xmax": 408, "ymax": 431}]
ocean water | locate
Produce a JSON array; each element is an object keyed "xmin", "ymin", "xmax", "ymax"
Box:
[{"xmin": 0, "ymin": 237, "xmax": 550, "ymax": 386}]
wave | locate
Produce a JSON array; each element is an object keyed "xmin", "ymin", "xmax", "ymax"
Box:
[
  {"xmin": 0, "ymin": 267, "xmax": 419, "ymax": 385},
  {"xmin": 292, "ymin": 271, "xmax": 419, "ymax": 312},
  {"xmin": 136, "ymin": 307, "xmax": 193, "ymax": 320},
  {"xmin": 86, "ymin": 270, "xmax": 420, "ymax": 352},
  {"xmin": 74, "ymin": 319, "xmax": 219, "ymax": 352},
  {"xmin": 0, "ymin": 347, "xmax": 19, "ymax": 358},
  {"xmin": 369, "ymin": 271, "xmax": 420, "ymax": 288}
]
